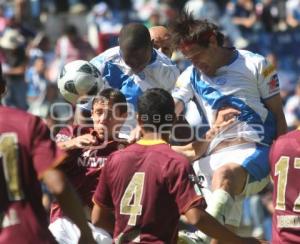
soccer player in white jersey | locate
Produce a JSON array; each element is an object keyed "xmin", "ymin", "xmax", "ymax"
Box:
[
  {"xmin": 169, "ymin": 12, "xmax": 287, "ymax": 242},
  {"xmin": 90, "ymin": 23, "xmax": 180, "ymax": 138}
]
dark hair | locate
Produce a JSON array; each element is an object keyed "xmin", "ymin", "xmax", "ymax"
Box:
[
  {"xmin": 64, "ymin": 25, "xmax": 78, "ymax": 36},
  {"xmin": 119, "ymin": 23, "xmax": 152, "ymax": 51},
  {"xmin": 137, "ymin": 88, "xmax": 175, "ymax": 132},
  {"xmin": 92, "ymin": 88, "xmax": 127, "ymax": 114},
  {"xmin": 168, "ymin": 11, "xmax": 224, "ymax": 48}
]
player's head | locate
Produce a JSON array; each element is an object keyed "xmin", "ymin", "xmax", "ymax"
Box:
[
  {"xmin": 64, "ymin": 25, "xmax": 78, "ymax": 42},
  {"xmin": 91, "ymin": 88, "xmax": 127, "ymax": 140},
  {"xmin": 137, "ymin": 88, "xmax": 175, "ymax": 138},
  {"xmin": 0, "ymin": 62, "xmax": 6, "ymax": 98},
  {"xmin": 169, "ymin": 12, "xmax": 225, "ymax": 76},
  {"xmin": 119, "ymin": 23, "xmax": 153, "ymax": 73},
  {"xmin": 149, "ymin": 26, "xmax": 173, "ymax": 58}
]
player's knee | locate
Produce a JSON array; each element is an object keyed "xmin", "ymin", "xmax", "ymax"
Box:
[{"xmin": 212, "ymin": 164, "xmax": 247, "ymax": 196}]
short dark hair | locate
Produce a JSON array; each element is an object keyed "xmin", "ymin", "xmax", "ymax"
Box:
[
  {"xmin": 137, "ymin": 88, "xmax": 175, "ymax": 132},
  {"xmin": 92, "ymin": 88, "xmax": 127, "ymax": 114},
  {"xmin": 64, "ymin": 25, "xmax": 78, "ymax": 36},
  {"xmin": 168, "ymin": 12, "xmax": 225, "ymax": 48},
  {"xmin": 119, "ymin": 23, "xmax": 152, "ymax": 51}
]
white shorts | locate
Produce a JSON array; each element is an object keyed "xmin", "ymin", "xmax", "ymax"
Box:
[
  {"xmin": 49, "ymin": 217, "xmax": 112, "ymax": 244},
  {"xmin": 193, "ymin": 142, "xmax": 269, "ymax": 227}
]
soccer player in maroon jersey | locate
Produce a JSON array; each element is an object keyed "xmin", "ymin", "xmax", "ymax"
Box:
[
  {"xmin": 0, "ymin": 63, "xmax": 95, "ymax": 244},
  {"xmin": 269, "ymin": 128, "xmax": 300, "ymax": 243},
  {"xmin": 91, "ymin": 88, "xmax": 265, "ymax": 243},
  {"xmin": 49, "ymin": 88, "xmax": 128, "ymax": 243}
]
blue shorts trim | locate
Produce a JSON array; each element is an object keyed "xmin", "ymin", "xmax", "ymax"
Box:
[{"xmin": 242, "ymin": 143, "xmax": 270, "ymax": 182}]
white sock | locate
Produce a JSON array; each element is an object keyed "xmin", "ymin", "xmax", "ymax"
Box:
[
  {"xmin": 198, "ymin": 189, "xmax": 235, "ymax": 243},
  {"xmin": 206, "ymin": 189, "xmax": 235, "ymax": 224}
]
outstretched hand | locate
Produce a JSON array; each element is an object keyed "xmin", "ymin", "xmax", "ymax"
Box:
[
  {"xmin": 215, "ymin": 107, "xmax": 240, "ymax": 126},
  {"xmin": 206, "ymin": 117, "xmax": 237, "ymax": 141}
]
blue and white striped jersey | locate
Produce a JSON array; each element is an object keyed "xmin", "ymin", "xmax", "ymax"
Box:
[
  {"xmin": 90, "ymin": 46, "xmax": 180, "ymax": 109},
  {"xmin": 172, "ymin": 49, "xmax": 280, "ymax": 150},
  {"xmin": 90, "ymin": 46, "xmax": 180, "ymax": 137}
]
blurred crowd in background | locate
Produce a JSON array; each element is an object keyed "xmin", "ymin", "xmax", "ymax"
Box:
[{"xmin": 1, "ymin": 0, "xmax": 300, "ymax": 241}]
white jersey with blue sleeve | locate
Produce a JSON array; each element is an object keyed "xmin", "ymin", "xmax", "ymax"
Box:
[
  {"xmin": 172, "ymin": 49, "xmax": 280, "ymax": 150},
  {"xmin": 90, "ymin": 46, "xmax": 180, "ymax": 109},
  {"xmin": 90, "ymin": 46, "xmax": 180, "ymax": 137}
]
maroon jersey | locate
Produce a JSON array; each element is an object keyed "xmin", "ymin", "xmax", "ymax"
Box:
[
  {"xmin": 50, "ymin": 125, "xmax": 126, "ymax": 222},
  {"xmin": 93, "ymin": 139, "xmax": 206, "ymax": 244},
  {"xmin": 0, "ymin": 106, "xmax": 64, "ymax": 244},
  {"xmin": 269, "ymin": 129, "xmax": 300, "ymax": 244}
]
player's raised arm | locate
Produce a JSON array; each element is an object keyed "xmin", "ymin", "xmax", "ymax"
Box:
[
  {"xmin": 263, "ymin": 94, "xmax": 287, "ymax": 138},
  {"xmin": 172, "ymin": 108, "xmax": 239, "ymax": 161},
  {"xmin": 57, "ymin": 133, "xmax": 96, "ymax": 150},
  {"xmin": 30, "ymin": 115, "xmax": 96, "ymax": 244}
]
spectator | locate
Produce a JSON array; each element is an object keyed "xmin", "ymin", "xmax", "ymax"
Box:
[
  {"xmin": 26, "ymin": 56, "xmax": 49, "ymax": 107},
  {"xmin": 0, "ymin": 5, "xmax": 8, "ymax": 34},
  {"xmin": 230, "ymin": 0, "xmax": 257, "ymax": 39},
  {"xmin": 284, "ymin": 80, "xmax": 300, "ymax": 130},
  {"xmin": 87, "ymin": 2, "xmax": 122, "ymax": 52},
  {"xmin": 286, "ymin": 0, "xmax": 300, "ymax": 29},
  {"xmin": 49, "ymin": 25, "xmax": 95, "ymax": 82},
  {"xmin": 55, "ymin": 25, "xmax": 95, "ymax": 64},
  {"xmin": 184, "ymin": 0, "xmax": 220, "ymax": 23},
  {"xmin": 27, "ymin": 32, "xmax": 55, "ymax": 67},
  {"xmin": 257, "ymin": 0, "xmax": 281, "ymax": 32},
  {"xmin": 0, "ymin": 28, "xmax": 28, "ymax": 110}
]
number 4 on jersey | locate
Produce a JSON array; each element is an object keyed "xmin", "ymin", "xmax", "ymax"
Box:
[{"xmin": 120, "ymin": 172, "xmax": 145, "ymax": 226}]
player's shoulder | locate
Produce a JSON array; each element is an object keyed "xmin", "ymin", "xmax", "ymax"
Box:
[
  {"xmin": 238, "ymin": 49, "xmax": 266, "ymax": 64},
  {"xmin": 0, "ymin": 106, "xmax": 41, "ymax": 126},
  {"xmin": 1, "ymin": 106, "xmax": 31, "ymax": 119},
  {"xmin": 180, "ymin": 65, "xmax": 194, "ymax": 76},
  {"xmin": 274, "ymin": 129, "xmax": 300, "ymax": 145},
  {"xmin": 154, "ymin": 49, "xmax": 174, "ymax": 65},
  {"xmin": 270, "ymin": 129, "xmax": 300, "ymax": 159},
  {"xmin": 176, "ymin": 65, "xmax": 194, "ymax": 84},
  {"xmin": 148, "ymin": 50, "xmax": 179, "ymax": 76},
  {"xmin": 108, "ymin": 142, "xmax": 188, "ymax": 163},
  {"xmin": 90, "ymin": 47, "xmax": 121, "ymax": 67}
]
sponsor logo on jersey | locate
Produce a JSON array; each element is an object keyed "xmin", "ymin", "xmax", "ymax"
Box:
[
  {"xmin": 215, "ymin": 77, "xmax": 227, "ymax": 85},
  {"xmin": 268, "ymin": 74, "xmax": 279, "ymax": 93},
  {"xmin": 55, "ymin": 134, "xmax": 71, "ymax": 142}
]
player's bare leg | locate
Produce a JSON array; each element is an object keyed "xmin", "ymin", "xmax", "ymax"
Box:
[{"xmin": 207, "ymin": 163, "xmax": 248, "ymax": 244}]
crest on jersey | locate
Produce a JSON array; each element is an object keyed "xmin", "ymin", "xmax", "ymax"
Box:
[{"xmin": 215, "ymin": 77, "xmax": 227, "ymax": 85}]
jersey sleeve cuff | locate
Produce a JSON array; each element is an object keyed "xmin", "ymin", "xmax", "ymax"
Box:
[
  {"xmin": 180, "ymin": 196, "xmax": 207, "ymax": 214},
  {"xmin": 261, "ymin": 91, "xmax": 280, "ymax": 100}
]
